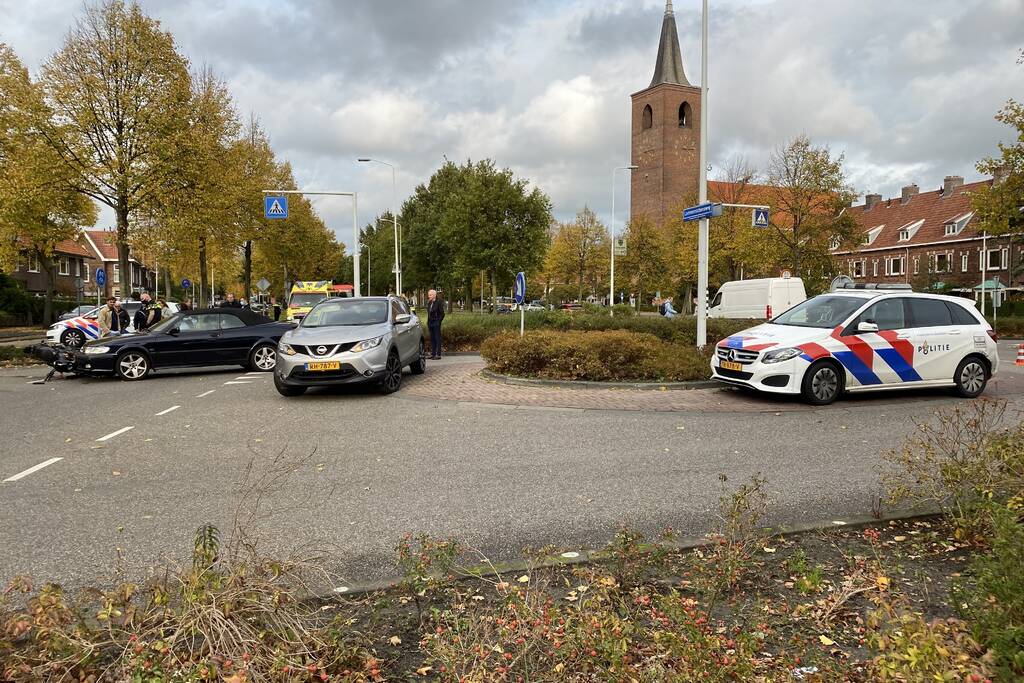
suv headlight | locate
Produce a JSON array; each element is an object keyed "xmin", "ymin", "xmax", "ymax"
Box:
[
  {"xmin": 762, "ymin": 347, "xmax": 802, "ymax": 364},
  {"xmin": 351, "ymin": 335, "xmax": 384, "ymax": 353},
  {"xmin": 83, "ymin": 346, "xmax": 110, "ymax": 355},
  {"xmin": 278, "ymin": 342, "xmax": 297, "ymax": 356}
]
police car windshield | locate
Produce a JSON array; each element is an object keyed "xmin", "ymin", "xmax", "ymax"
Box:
[
  {"xmin": 301, "ymin": 300, "xmax": 388, "ymax": 327},
  {"xmin": 770, "ymin": 295, "xmax": 865, "ymax": 329}
]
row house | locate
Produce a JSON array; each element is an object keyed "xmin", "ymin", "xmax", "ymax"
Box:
[
  {"xmin": 831, "ymin": 174, "xmax": 1021, "ymax": 293},
  {"xmin": 8, "ymin": 229, "xmax": 156, "ymax": 299}
]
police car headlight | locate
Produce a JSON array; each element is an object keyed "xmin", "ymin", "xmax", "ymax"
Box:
[
  {"xmin": 762, "ymin": 347, "xmax": 802, "ymax": 364},
  {"xmin": 278, "ymin": 342, "xmax": 297, "ymax": 356},
  {"xmin": 83, "ymin": 346, "xmax": 110, "ymax": 355},
  {"xmin": 351, "ymin": 335, "xmax": 384, "ymax": 353}
]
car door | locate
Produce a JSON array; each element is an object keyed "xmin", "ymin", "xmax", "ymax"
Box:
[
  {"xmin": 844, "ymin": 297, "xmax": 919, "ymax": 385},
  {"xmin": 171, "ymin": 312, "xmax": 223, "ymax": 367},
  {"xmin": 904, "ymin": 297, "xmax": 970, "ymax": 382},
  {"xmin": 391, "ymin": 299, "xmax": 416, "ymax": 363},
  {"xmin": 217, "ymin": 313, "xmax": 258, "ymax": 364}
]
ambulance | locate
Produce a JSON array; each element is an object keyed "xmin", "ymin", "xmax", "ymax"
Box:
[
  {"xmin": 711, "ymin": 285, "xmax": 999, "ymax": 405},
  {"xmin": 286, "ymin": 281, "xmax": 332, "ymax": 322}
]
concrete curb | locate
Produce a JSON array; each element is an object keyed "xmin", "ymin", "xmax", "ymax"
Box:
[
  {"xmin": 323, "ymin": 507, "xmax": 939, "ymax": 597},
  {"xmin": 480, "ymin": 368, "xmax": 719, "ymax": 392}
]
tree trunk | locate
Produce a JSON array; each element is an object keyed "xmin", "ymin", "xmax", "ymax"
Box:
[
  {"xmin": 41, "ymin": 252, "xmax": 55, "ymax": 325},
  {"xmin": 243, "ymin": 239, "xmax": 252, "ymax": 302},
  {"xmin": 490, "ymin": 272, "xmax": 497, "ymax": 315},
  {"xmin": 164, "ymin": 268, "xmax": 172, "ymax": 300},
  {"xmin": 198, "ymin": 238, "xmax": 209, "ymax": 308},
  {"xmin": 116, "ymin": 203, "xmax": 131, "ymax": 300},
  {"xmin": 683, "ymin": 283, "xmax": 693, "ymax": 315}
]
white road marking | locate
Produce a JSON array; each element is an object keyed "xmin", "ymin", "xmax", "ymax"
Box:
[
  {"xmin": 235, "ymin": 376, "xmax": 257, "ymax": 380},
  {"xmin": 96, "ymin": 426, "xmax": 134, "ymax": 442},
  {"xmin": 155, "ymin": 405, "xmax": 180, "ymax": 416},
  {"xmin": 223, "ymin": 381, "xmax": 252, "ymax": 385},
  {"xmin": 196, "ymin": 389, "xmax": 216, "ymax": 398},
  {"xmin": 4, "ymin": 457, "xmax": 63, "ymax": 483}
]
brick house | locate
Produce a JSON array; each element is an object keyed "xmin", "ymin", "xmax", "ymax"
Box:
[
  {"xmin": 830, "ymin": 175, "xmax": 1021, "ymax": 294},
  {"xmin": 9, "ymin": 237, "xmax": 96, "ymax": 297},
  {"xmin": 81, "ymin": 229, "xmax": 156, "ymax": 299}
]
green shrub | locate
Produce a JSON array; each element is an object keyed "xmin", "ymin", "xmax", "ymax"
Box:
[
  {"xmin": 991, "ymin": 316, "xmax": 1024, "ymax": 338},
  {"xmin": 480, "ymin": 330, "xmax": 713, "ymax": 382}
]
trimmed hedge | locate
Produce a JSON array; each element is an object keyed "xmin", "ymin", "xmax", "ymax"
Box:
[
  {"xmin": 991, "ymin": 317, "xmax": 1024, "ymax": 338},
  {"xmin": 425, "ymin": 310, "xmax": 752, "ymax": 352},
  {"xmin": 480, "ymin": 330, "xmax": 713, "ymax": 382}
]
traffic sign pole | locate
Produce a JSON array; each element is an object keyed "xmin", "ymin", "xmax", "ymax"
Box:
[
  {"xmin": 514, "ymin": 271, "xmax": 526, "ymax": 337},
  {"xmin": 696, "ymin": 0, "xmax": 709, "ymax": 349}
]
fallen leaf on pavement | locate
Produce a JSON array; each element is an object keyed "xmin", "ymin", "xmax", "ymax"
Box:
[
  {"xmin": 416, "ymin": 666, "xmax": 433, "ymax": 676},
  {"xmin": 517, "ymin": 575, "xmax": 530, "ymax": 583},
  {"xmin": 389, "ymin": 636, "xmax": 402, "ymax": 646},
  {"xmin": 819, "ymin": 635, "xmax": 835, "ymax": 646}
]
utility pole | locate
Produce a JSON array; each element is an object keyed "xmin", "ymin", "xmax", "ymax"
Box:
[
  {"xmin": 696, "ymin": 0, "xmax": 710, "ymax": 348},
  {"xmin": 610, "ymin": 165, "xmax": 638, "ymax": 316}
]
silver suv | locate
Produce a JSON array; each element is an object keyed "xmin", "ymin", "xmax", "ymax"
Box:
[{"xmin": 273, "ymin": 296, "xmax": 425, "ymax": 397}]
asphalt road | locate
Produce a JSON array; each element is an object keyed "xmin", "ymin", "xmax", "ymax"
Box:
[{"xmin": 2, "ymin": 345, "xmax": 1023, "ymax": 590}]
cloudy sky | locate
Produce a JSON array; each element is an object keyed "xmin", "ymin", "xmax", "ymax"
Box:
[{"xmin": 2, "ymin": 0, "xmax": 1022, "ymax": 249}]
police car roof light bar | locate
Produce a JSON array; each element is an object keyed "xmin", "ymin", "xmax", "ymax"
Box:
[{"xmin": 833, "ymin": 283, "xmax": 913, "ymax": 291}]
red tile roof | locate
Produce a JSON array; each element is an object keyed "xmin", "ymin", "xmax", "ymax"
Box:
[
  {"xmin": 83, "ymin": 229, "xmax": 120, "ymax": 260},
  {"xmin": 839, "ymin": 180, "xmax": 990, "ymax": 252},
  {"xmin": 54, "ymin": 238, "xmax": 91, "ymax": 258}
]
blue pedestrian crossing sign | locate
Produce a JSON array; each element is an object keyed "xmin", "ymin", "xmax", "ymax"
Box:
[
  {"xmin": 513, "ymin": 271, "xmax": 526, "ymax": 304},
  {"xmin": 752, "ymin": 207, "xmax": 770, "ymax": 228},
  {"xmin": 264, "ymin": 195, "xmax": 288, "ymax": 219}
]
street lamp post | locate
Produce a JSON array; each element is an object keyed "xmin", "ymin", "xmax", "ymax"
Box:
[
  {"xmin": 610, "ymin": 165, "xmax": 638, "ymax": 315},
  {"xmin": 358, "ymin": 158, "xmax": 400, "ymax": 295},
  {"xmin": 696, "ymin": 0, "xmax": 710, "ymax": 348}
]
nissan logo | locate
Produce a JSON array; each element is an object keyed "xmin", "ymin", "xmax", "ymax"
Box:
[
  {"xmin": 316, "ymin": 345, "xmax": 327, "ymax": 355},
  {"xmin": 727, "ymin": 349, "xmax": 737, "ymax": 362}
]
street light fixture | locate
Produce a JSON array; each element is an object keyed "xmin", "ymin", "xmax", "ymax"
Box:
[
  {"xmin": 357, "ymin": 158, "xmax": 400, "ymax": 295},
  {"xmin": 610, "ymin": 165, "xmax": 638, "ymax": 315}
]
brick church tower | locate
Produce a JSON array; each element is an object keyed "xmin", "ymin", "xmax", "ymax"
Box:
[{"xmin": 630, "ymin": 0, "xmax": 702, "ymax": 227}]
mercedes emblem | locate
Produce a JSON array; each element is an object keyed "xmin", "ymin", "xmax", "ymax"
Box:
[{"xmin": 727, "ymin": 349, "xmax": 737, "ymax": 362}]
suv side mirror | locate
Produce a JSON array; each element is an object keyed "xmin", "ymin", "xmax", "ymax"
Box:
[
  {"xmin": 394, "ymin": 313, "xmax": 412, "ymax": 325},
  {"xmin": 857, "ymin": 321, "xmax": 879, "ymax": 333}
]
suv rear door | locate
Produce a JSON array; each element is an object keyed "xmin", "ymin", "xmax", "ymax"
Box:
[{"xmin": 904, "ymin": 297, "xmax": 967, "ymax": 382}]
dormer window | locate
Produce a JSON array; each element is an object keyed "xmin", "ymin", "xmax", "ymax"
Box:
[
  {"xmin": 864, "ymin": 225, "xmax": 884, "ymax": 246},
  {"xmin": 829, "ymin": 236, "xmax": 840, "ymax": 251},
  {"xmin": 944, "ymin": 211, "xmax": 973, "ymax": 236},
  {"xmin": 896, "ymin": 219, "xmax": 924, "ymax": 243},
  {"xmin": 898, "ymin": 229, "xmax": 910, "ymax": 241}
]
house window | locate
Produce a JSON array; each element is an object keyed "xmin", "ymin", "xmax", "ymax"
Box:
[
  {"xmin": 987, "ymin": 248, "xmax": 1004, "ymax": 270},
  {"xmin": 961, "ymin": 253, "xmax": 969, "ymax": 272},
  {"xmin": 935, "ymin": 253, "xmax": 949, "ymax": 273},
  {"xmin": 58, "ymin": 256, "xmax": 70, "ymax": 276},
  {"xmin": 898, "ymin": 229, "xmax": 910, "ymax": 241},
  {"xmin": 83, "ymin": 263, "xmax": 90, "ymax": 282},
  {"xmin": 27, "ymin": 253, "xmax": 40, "ymax": 273},
  {"xmin": 113, "ymin": 263, "xmax": 120, "ymax": 283},
  {"xmin": 642, "ymin": 104, "xmax": 653, "ymax": 130},
  {"xmin": 829, "ymin": 236, "xmax": 841, "ymax": 251},
  {"xmin": 886, "ymin": 256, "xmax": 905, "ymax": 276},
  {"xmin": 678, "ymin": 101, "xmax": 692, "ymax": 128},
  {"xmin": 873, "ymin": 261, "xmax": 878, "ymax": 277},
  {"xmin": 913, "ymin": 256, "xmax": 920, "ymax": 275},
  {"xmin": 17, "ymin": 254, "xmax": 27, "ymax": 271},
  {"xmin": 852, "ymin": 261, "xmax": 865, "ymax": 278},
  {"xmin": 74, "ymin": 260, "xmax": 80, "ymax": 277},
  {"xmin": 944, "ymin": 223, "xmax": 957, "ymax": 236}
]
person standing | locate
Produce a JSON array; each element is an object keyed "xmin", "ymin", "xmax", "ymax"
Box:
[
  {"xmin": 134, "ymin": 291, "xmax": 155, "ymax": 332},
  {"xmin": 98, "ymin": 297, "xmax": 118, "ymax": 336},
  {"xmin": 427, "ymin": 289, "xmax": 445, "ymax": 359},
  {"xmin": 270, "ymin": 296, "xmax": 281, "ymax": 321},
  {"xmin": 663, "ymin": 297, "xmax": 677, "ymax": 319},
  {"xmin": 221, "ymin": 293, "xmax": 242, "ymax": 308},
  {"xmin": 179, "ymin": 298, "xmax": 192, "ymax": 312}
]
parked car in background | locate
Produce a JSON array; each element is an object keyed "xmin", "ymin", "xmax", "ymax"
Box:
[
  {"xmin": 47, "ymin": 301, "xmax": 181, "ymax": 348},
  {"xmin": 274, "ymin": 296, "xmax": 425, "ymax": 397},
  {"xmin": 524, "ymin": 301, "xmax": 545, "ymax": 311},
  {"xmin": 560, "ymin": 302, "xmax": 582, "ymax": 311},
  {"xmin": 59, "ymin": 305, "xmax": 96, "ymax": 321},
  {"xmin": 73, "ymin": 308, "xmax": 292, "ymax": 380},
  {"xmin": 708, "ymin": 277, "xmax": 806, "ymax": 319}
]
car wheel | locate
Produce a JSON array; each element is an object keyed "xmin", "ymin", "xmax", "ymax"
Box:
[
  {"xmin": 274, "ymin": 372, "xmax": 306, "ymax": 397},
  {"xmin": 954, "ymin": 356, "xmax": 988, "ymax": 398},
  {"xmin": 380, "ymin": 350, "xmax": 403, "ymax": 394},
  {"xmin": 801, "ymin": 360, "xmax": 842, "ymax": 406},
  {"xmin": 409, "ymin": 339, "xmax": 427, "ymax": 375},
  {"xmin": 61, "ymin": 328, "xmax": 86, "ymax": 349},
  {"xmin": 249, "ymin": 343, "xmax": 277, "ymax": 372},
  {"xmin": 116, "ymin": 350, "xmax": 150, "ymax": 381}
]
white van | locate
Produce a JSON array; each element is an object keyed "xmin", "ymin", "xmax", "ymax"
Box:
[{"xmin": 707, "ymin": 277, "xmax": 806, "ymax": 319}]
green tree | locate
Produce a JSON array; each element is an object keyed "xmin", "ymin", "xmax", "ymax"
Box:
[
  {"xmin": 619, "ymin": 215, "xmax": 669, "ymax": 310},
  {"xmin": 38, "ymin": 0, "xmax": 193, "ymax": 298},
  {"xmin": 233, "ymin": 116, "xmax": 278, "ymax": 299},
  {"xmin": 0, "ymin": 44, "xmax": 96, "ymax": 322},
  {"xmin": 973, "ymin": 95, "xmax": 1024, "ymax": 241},
  {"xmin": 545, "ymin": 206, "xmax": 608, "ymax": 301}
]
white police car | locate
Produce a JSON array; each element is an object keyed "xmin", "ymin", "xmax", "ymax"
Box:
[
  {"xmin": 711, "ymin": 287, "xmax": 999, "ymax": 405},
  {"xmin": 46, "ymin": 301, "xmax": 180, "ymax": 348}
]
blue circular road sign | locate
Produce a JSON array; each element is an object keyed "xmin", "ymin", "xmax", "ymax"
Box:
[
  {"xmin": 95, "ymin": 268, "xmax": 106, "ymax": 286},
  {"xmin": 181, "ymin": 278, "xmax": 192, "ymax": 289},
  {"xmin": 514, "ymin": 271, "xmax": 526, "ymax": 305}
]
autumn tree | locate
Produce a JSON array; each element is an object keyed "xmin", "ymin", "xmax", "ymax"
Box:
[
  {"xmin": 762, "ymin": 136, "xmax": 858, "ymax": 291},
  {"xmin": 618, "ymin": 215, "xmax": 669, "ymax": 310},
  {"xmin": 973, "ymin": 54, "xmax": 1024, "ymax": 241},
  {"xmin": 38, "ymin": 0, "xmax": 193, "ymax": 297},
  {"xmin": 232, "ymin": 115, "xmax": 277, "ymax": 298},
  {"xmin": 0, "ymin": 44, "xmax": 96, "ymax": 322},
  {"xmin": 545, "ymin": 206, "xmax": 609, "ymax": 301}
]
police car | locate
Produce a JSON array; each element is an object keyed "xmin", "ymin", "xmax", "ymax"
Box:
[
  {"xmin": 46, "ymin": 301, "xmax": 180, "ymax": 348},
  {"xmin": 711, "ymin": 285, "xmax": 999, "ymax": 405}
]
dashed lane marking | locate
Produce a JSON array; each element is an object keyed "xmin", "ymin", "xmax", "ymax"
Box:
[
  {"xmin": 4, "ymin": 457, "xmax": 63, "ymax": 483},
  {"xmin": 155, "ymin": 405, "xmax": 180, "ymax": 416},
  {"xmin": 196, "ymin": 390, "xmax": 216, "ymax": 398},
  {"xmin": 96, "ymin": 426, "xmax": 134, "ymax": 442},
  {"xmin": 223, "ymin": 381, "xmax": 252, "ymax": 385}
]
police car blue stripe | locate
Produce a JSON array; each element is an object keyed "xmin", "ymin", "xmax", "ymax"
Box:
[
  {"xmin": 725, "ymin": 337, "xmax": 745, "ymax": 349},
  {"xmin": 832, "ymin": 350, "xmax": 883, "ymax": 386},
  {"xmin": 875, "ymin": 347, "xmax": 922, "ymax": 382}
]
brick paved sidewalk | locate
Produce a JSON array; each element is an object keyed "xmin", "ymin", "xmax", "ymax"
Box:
[{"xmin": 402, "ymin": 359, "xmax": 1023, "ymax": 413}]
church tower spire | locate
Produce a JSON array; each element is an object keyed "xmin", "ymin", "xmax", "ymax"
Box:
[{"xmin": 651, "ymin": 0, "xmax": 689, "ymax": 87}]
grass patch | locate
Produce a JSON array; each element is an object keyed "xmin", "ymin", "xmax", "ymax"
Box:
[
  {"xmin": 480, "ymin": 330, "xmax": 713, "ymax": 382},
  {"xmin": 0, "ymin": 345, "xmax": 39, "ymax": 368}
]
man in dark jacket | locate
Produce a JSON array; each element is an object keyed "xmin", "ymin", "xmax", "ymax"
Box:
[{"xmin": 427, "ymin": 289, "xmax": 445, "ymax": 359}]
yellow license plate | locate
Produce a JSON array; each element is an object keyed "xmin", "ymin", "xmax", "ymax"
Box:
[
  {"xmin": 720, "ymin": 360, "xmax": 743, "ymax": 372},
  {"xmin": 305, "ymin": 361, "xmax": 341, "ymax": 371}
]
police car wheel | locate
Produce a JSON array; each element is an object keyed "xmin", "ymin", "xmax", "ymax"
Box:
[
  {"xmin": 61, "ymin": 328, "xmax": 86, "ymax": 348},
  {"xmin": 954, "ymin": 357, "xmax": 988, "ymax": 398},
  {"xmin": 801, "ymin": 360, "xmax": 842, "ymax": 406},
  {"xmin": 116, "ymin": 351, "xmax": 150, "ymax": 381},
  {"xmin": 410, "ymin": 340, "xmax": 427, "ymax": 375}
]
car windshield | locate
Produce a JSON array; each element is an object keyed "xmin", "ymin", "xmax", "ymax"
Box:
[
  {"xmin": 770, "ymin": 295, "xmax": 865, "ymax": 329},
  {"xmin": 290, "ymin": 293, "xmax": 328, "ymax": 307},
  {"xmin": 147, "ymin": 313, "xmax": 181, "ymax": 334},
  {"xmin": 301, "ymin": 300, "xmax": 388, "ymax": 327}
]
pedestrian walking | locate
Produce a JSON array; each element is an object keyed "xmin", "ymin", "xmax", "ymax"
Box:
[
  {"xmin": 270, "ymin": 296, "xmax": 281, "ymax": 321},
  {"xmin": 427, "ymin": 288, "xmax": 445, "ymax": 359}
]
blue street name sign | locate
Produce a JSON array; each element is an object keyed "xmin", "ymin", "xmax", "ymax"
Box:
[
  {"xmin": 264, "ymin": 195, "xmax": 288, "ymax": 219},
  {"xmin": 95, "ymin": 268, "xmax": 106, "ymax": 286},
  {"xmin": 181, "ymin": 278, "xmax": 192, "ymax": 290},
  {"xmin": 513, "ymin": 271, "xmax": 526, "ymax": 305},
  {"xmin": 752, "ymin": 207, "xmax": 770, "ymax": 228},
  {"xmin": 682, "ymin": 202, "xmax": 723, "ymax": 222}
]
